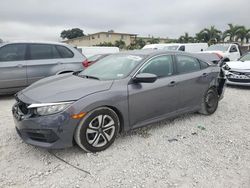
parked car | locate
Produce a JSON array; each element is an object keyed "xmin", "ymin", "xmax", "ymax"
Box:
[
  {"xmin": 83, "ymin": 53, "xmax": 111, "ymax": 67},
  {"xmin": 0, "ymin": 42, "xmax": 86, "ymax": 95},
  {"xmin": 204, "ymin": 43, "xmax": 242, "ymax": 61},
  {"xmin": 77, "ymin": 46, "xmax": 119, "ymax": 58},
  {"xmin": 13, "ymin": 50, "xmax": 226, "ymax": 152},
  {"xmin": 143, "ymin": 43, "xmax": 208, "ymax": 52},
  {"xmin": 223, "ymin": 52, "xmax": 250, "ymax": 86}
]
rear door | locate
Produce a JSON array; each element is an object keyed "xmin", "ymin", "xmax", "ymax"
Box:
[
  {"xmin": 174, "ymin": 54, "xmax": 211, "ymax": 109},
  {"xmin": 26, "ymin": 43, "xmax": 62, "ymax": 84},
  {"xmin": 0, "ymin": 43, "xmax": 27, "ymax": 90}
]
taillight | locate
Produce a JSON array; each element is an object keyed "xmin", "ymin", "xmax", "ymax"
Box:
[{"xmin": 82, "ymin": 60, "xmax": 89, "ymax": 68}]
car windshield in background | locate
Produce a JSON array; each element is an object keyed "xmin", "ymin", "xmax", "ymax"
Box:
[
  {"xmin": 239, "ymin": 53, "xmax": 250, "ymax": 62},
  {"xmin": 164, "ymin": 45, "xmax": 179, "ymax": 50},
  {"xmin": 79, "ymin": 54, "xmax": 144, "ymax": 80},
  {"xmin": 206, "ymin": 44, "xmax": 230, "ymax": 52}
]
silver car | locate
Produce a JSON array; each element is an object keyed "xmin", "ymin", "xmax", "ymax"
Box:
[
  {"xmin": 12, "ymin": 50, "xmax": 226, "ymax": 152},
  {"xmin": 0, "ymin": 42, "xmax": 86, "ymax": 94}
]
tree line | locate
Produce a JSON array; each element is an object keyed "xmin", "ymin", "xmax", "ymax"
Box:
[{"xmin": 60, "ymin": 24, "xmax": 250, "ymax": 50}]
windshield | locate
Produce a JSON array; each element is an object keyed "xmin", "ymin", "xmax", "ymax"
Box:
[
  {"xmin": 239, "ymin": 53, "xmax": 250, "ymax": 62},
  {"xmin": 79, "ymin": 54, "xmax": 144, "ymax": 80},
  {"xmin": 206, "ymin": 44, "xmax": 230, "ymax": 52},
  {"xmin": 88, "ymin": 54, "xmax": 104, "ymax": 62},
  {"xmin": 163, "ymin": 45, "xmax": 179, "ymax": 51}
]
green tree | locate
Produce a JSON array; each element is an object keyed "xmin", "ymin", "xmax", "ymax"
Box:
[
  {"xmin": 223, "ymin": 24, "xmax": 244, "ymax": 42},
  {"xmin": 147, "ymin": 37, "xmax": 160, "ymax": 44},
  {"xmin": 114, "ymin": 40, "xmax": 126, "ymax": 49},
  {"xmin": 60, "ymin": 28, "xmax": 85, "ymax": 39},
  {"xmin": 178, "ymin": 32, "xmax": 194, "ymax": 43},
  {"xmin": 235, "ymin": 26, "xmax": 250, "ymax": 45},
  {"xmin": 128, "ymin": 38, "xmax": 146, "ymax": 49},
  {"xmin": 194, "ymin": 31, "xmax": 209, "ymax": 42},
  {"xmin": 95, "ymin": 42, "xmax": 114, "ymax": 47},
  {"xmin": 199, "ymin": 26, "xmax": 221, "ymax": 44}
]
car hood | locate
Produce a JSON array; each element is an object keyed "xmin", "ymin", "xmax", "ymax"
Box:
[
  {"xmin": 18, "ymin": 74, "xmax": 113, "ymax": 103},
  {"xmin": 227, "ymin": 61, "xmax": 250, "ymax": 71}
]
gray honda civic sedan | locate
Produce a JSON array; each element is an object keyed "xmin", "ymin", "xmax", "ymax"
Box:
[{"xmin": 12, "ymin": 50, "xmax": 226, "ymax": 152}]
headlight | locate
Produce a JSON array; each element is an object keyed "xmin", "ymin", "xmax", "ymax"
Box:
[
  {"xmin": 28, "ymin": 102, "xmax": 73, "ymax": 116},
  {"xmin": 222, "ymin": 64, "xmax": 231, "ymax": 70}
]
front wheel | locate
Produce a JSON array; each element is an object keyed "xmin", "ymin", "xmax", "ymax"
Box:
[
  {"xmin": 199, "ymin": 88, "xmax": 219, "ymax": 115},
  {"xmin": 74, "ymin": 107, "xmax": 120, "ymax": 152}
]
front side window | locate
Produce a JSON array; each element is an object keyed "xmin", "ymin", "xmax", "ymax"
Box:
[
  {"xmin": 140, "ymin": 55, "xmax": 174, "ymax": 77},
  {"xmin": 0, "ymin": 44, "xmax": 26, "ymax": 62},
  {"xmin": 178, "ymin": 45, "xmax": 185, "ymax": 51},
  {"xmin": 30, "ymin": 44, "xmax": 60, "ymax": 60},
  {"xmin": 229, "ymin": 45, "xmax": 237, "ymax": 53},
  {"xmin": 176, "ymin": 55, "xmax": 200, "ymax": 74}
]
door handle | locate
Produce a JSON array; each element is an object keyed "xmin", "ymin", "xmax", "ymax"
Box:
[
  {"xmin": 168, "ymin": 81, "xmax": 177, "ymax": 87},
  {"xmin": 57, "ymin": 62, "xmax": 63, "ymax": 65},
  {"xmin": 202, "ymin": 73, "xmax": 208, "ymax": 77},
  {"xmin": 16, "ymin": 64, "xmax": 23, "ymax": 68}
]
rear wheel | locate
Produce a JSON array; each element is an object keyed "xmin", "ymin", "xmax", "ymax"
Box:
[
  {"xmin": 199, "ymin": 88, "xmax": 219, "ymax": 115},
  {"xmin": 74, "ymin": 107, "xmax": 120, "ymax": 152}
]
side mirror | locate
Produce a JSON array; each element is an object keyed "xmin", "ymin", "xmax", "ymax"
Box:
[{"xmin": 133, "ymin": 73, "xmax": 157, "ymax": 83}]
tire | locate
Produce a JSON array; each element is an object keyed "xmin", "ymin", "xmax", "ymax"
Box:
[
  {"xmin": 74, "ymin": 107, "xmax": 120, "ymax": 152},
  {"xmin": 199, "ymin": 87, "xmax": 219, "ymax": 115}
]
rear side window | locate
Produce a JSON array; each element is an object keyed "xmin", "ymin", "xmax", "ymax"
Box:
[
  {"xmin": 0, "ymin": 44, "xmax": 26, "ymax": 62},
  {"xmin": 176, "ymin": 55, "xmax": 200, "ymax": 74},
  {"xmin": 29, "ymin": 44, "xmax": 60, "ymax": 60},
  {"xmin": 140, "ymin": 55, "xmax": 174, "ymax": 77},
  {"xmin": 56, "ymin": 45, "xmax": 74, "ymax": 58}
]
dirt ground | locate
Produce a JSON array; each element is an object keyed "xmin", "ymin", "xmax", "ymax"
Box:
[{"xmin": 0, "ymin": 86, "xmax": 250, "ymax": 188}]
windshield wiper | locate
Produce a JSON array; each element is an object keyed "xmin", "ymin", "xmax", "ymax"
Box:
[{"xmin": 78, "ymin": 75, "xmax": 100, "ymax": 80}]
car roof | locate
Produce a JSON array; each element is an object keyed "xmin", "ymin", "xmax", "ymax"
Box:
[{"xmin": 1, "ymin": 41, "xmax": 69, "ymax": 46}]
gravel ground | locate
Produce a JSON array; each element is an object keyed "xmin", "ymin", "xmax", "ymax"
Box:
[{"xmin": 0, "ymin": 86, "xmax": 250, "ymax": 188}]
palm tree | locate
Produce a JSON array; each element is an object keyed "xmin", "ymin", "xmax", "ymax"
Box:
[
  {"xmin": 223, "ymin": 23, "xmax": 244, "ymax": 42},
  {"xmin": 195, "ymin": 31, "xmax": 209, "ymax": 42},
  {"xmin": 178, "ymin": 32, "xmax": 194, "ymax": 43},
  {"xmin": 235, "ymin": 27, "xmax": 250, "ymax": 45},
  {"xmin": 199, "ymin": 26, "xmax": 222, "ymax": 44}
]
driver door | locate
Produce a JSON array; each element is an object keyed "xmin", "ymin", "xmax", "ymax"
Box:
[{"xmin": 128, "ymin": 55, "xmax": 180, "ymax": 128}]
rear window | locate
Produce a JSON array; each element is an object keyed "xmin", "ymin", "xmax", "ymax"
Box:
[
  {"xmin": 0, "ymin": 44, "xmax": 26, "ymax": 62},
  {"xmin": 29, "ymin": 44, "xmax": 60, "ymax": 60},
  {"xmin": 56, "ymin": 45, "xmax": 74, "ymax": 58}
]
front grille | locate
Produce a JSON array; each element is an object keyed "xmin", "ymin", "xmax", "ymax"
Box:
[{"xmin": 228, "ymin": 78, "xmax": 250, "ymax": 83}]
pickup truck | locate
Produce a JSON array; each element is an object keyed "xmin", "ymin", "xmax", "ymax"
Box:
[{"xmin": 204, "ymin": 43, "xmax": 242, "ymax": 61}]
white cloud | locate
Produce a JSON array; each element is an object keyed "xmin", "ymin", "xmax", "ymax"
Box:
[{"xmin": 0, "ymin": 0, "xmax": 249, "ymax": 41}]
